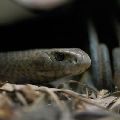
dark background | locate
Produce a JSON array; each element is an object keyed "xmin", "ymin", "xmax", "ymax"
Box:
[{"xmin": 0, "ymin": 0, "xmax": 120, "ymax": 52}]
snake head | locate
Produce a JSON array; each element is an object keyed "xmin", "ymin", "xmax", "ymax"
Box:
[{"xmin": 40, "ymin": 48, "xmax": 91, "ymax": 79}]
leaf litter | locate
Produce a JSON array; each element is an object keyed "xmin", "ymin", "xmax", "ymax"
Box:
[{"xmin": 0, "ymin": 80, "xmax": 120, "ymax": 120}]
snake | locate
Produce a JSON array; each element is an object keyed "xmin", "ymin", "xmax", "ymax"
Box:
[{"xmin": 0, "ymin": 48, "xmax": 91, "ymax": 84}]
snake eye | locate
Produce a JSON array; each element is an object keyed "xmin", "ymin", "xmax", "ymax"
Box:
[{"xmin": 54, "ymin": 52, "xmax": 65, "ymax": 61}]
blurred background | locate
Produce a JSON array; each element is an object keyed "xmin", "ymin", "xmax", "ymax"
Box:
[{"xmin": 0, "ymin": 0, "xmax": 120, "ymax": 52}]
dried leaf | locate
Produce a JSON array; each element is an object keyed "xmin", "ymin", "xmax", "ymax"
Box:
[{"xmin": 110, "ymin": 97, "xmax": 120, "ymax": 113}]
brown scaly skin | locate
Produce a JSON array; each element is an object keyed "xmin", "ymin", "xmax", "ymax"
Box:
[{"xmin": 0, "ymin": 48, "xmax": 91, "ymax": 84}]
